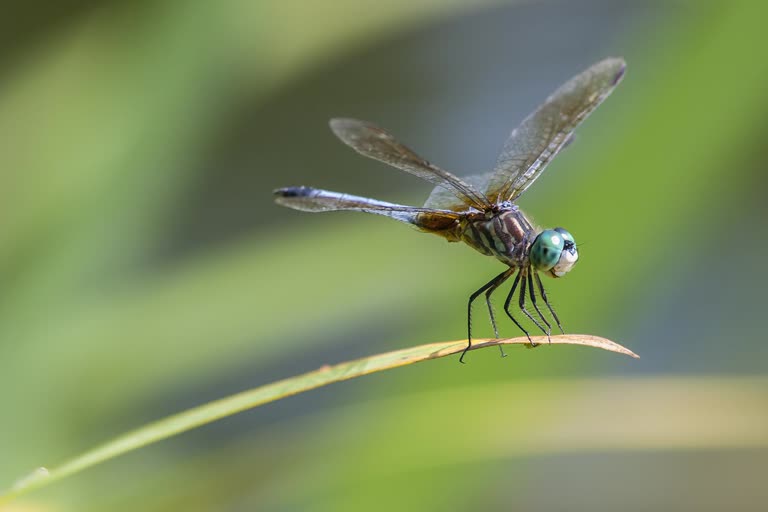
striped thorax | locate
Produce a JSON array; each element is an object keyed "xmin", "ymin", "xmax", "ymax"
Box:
[{"xmin": 460, "ymin": 206, "xmax": 536, "ymax": 266}]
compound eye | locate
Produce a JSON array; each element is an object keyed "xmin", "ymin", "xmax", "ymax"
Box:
[
  {"xmin": 554, "ymin": 228, "xmax": 576, "ymax": 245},
  {"xmin": 530, "ymin": 230, "xmax": 565, "ymax": 271}
]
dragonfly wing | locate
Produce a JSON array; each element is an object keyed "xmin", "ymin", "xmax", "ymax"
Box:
[
  {"xmin": 423, "ymin": 173, "xmax": 496, "ymax": 211},
  {"xmin": 436, "ymin": 132, "xmax": 577, "ymax": 209},
  {"xmin": 274, "ymin": 186, "xmax": 462, "ymax": 232},
  {"xmin": 484, "ymin": 57, "xmax": 626, "ymax": 204},
  {"xmin": 330, "ymin": 118, "xmax": 490, "ymax": 211}
]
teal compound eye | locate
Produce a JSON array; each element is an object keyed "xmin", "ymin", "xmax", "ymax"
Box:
[
  {"xmin": 554, "ymin": 227, "xmax": 575, "ymax": 245},
  {"xmin": 530, "ymin": 229, "xmax": 565, "ymax": 272}
]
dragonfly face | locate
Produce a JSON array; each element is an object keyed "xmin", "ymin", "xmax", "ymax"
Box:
[{"xmin": 274, "ymin": 58, "xmax": 626, "ymax": 362}]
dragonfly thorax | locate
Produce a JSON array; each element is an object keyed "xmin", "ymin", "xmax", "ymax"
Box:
[{"xmin": 460, "ymin": 208, "xmax": 535, "ymax": 266}]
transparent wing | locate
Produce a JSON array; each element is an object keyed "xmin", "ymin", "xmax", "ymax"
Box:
[
  {"xmin": 330, "ymin": 118, "xmax": 490, "ymax": 211},
  {"xmin": 423, "ymin": 173, "xmax": 499, "ymax": 212},
  {"xmin": 274, "ymin": 186, "xmax": 462, "ymax": 231},
  {"xmin": 483, "ymin": 57, "xmax": 626, "ymax": 204}
]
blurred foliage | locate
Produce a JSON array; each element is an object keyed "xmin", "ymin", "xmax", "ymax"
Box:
[{"xmin": 1, "ymin": 0, "xmax": 767, "ymax": 511}]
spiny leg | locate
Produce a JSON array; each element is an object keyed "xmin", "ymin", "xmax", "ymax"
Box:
[
  {"xmin": 503, "ymin": 269, "xmax": 532, "ymax": 343},
  {"xmin": 484, "ymin": 271, "xmax": 512, "ymax": 358},
  {"xmin": 518, "ymin": 272, "xmax": 547, "ymax": 345},
  {"xmin": 463, "ymin": 268, "xmax": 513, "ymax": 364},
  {"xmin": 534, "ymin": 271, "xmax": 564, "ymax": 334},
  {"xmin": 527, "ymin": 267, "xmax": 552, "ymax": 340}
]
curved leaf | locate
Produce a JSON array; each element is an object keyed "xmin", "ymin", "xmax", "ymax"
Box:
[{"xmin": 0, "ymin": 334, "xmax": 636, "ymax": 503}]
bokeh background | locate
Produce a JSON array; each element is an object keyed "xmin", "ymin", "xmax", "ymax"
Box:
[{"xmin": 1, "ymin": 0, "xmax": 767, "ymax": 510}]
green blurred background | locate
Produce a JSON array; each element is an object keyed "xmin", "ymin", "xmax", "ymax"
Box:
[{"xmin": 1, "ymin": 0, "xmax": 767, "ymax": 510}]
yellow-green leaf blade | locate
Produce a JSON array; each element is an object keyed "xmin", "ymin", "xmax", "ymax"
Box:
[{"xmin": 1, "ymin": 334, "xmax": 635, "ymax": 503}]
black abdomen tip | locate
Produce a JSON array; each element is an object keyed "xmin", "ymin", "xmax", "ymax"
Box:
[
  {"xmin": 274, "ymin": 186, "xmax": 311, "ymax": 197},
  {"xmin": 611, "ymin": 59, "xmax": 627, "ymax": 86}
]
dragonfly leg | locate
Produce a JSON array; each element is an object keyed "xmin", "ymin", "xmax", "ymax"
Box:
[
  {"xmin": 534, "ymin": 271, "xmax": 564, "ymax": 334},
  {"xmin": 528, "ymin": 267, "xmax": 552, "ymax": 341},
  {"xmin": 463, "ymin": 268, "xmax": 513, "ymax": 364},
  {"xmin": 503, "ymin": 269, "xmax": 532, "ymax": 343},
  {"xmin": 517, "ymin": 271, "xmax": 547, "ymax": 345},
  {"xmin": 484, "ymin": 275, "xmax": 509, "ymax": 358}
]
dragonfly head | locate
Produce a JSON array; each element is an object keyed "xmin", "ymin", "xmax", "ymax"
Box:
[{"xmin": 530, "ymin": 227, "xmax": 579, "ymax": 278}]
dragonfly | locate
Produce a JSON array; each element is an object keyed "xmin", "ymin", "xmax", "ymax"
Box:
[{"xmin": 274, "ymin": 57, "xmax": 626, "ymax": 363}]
